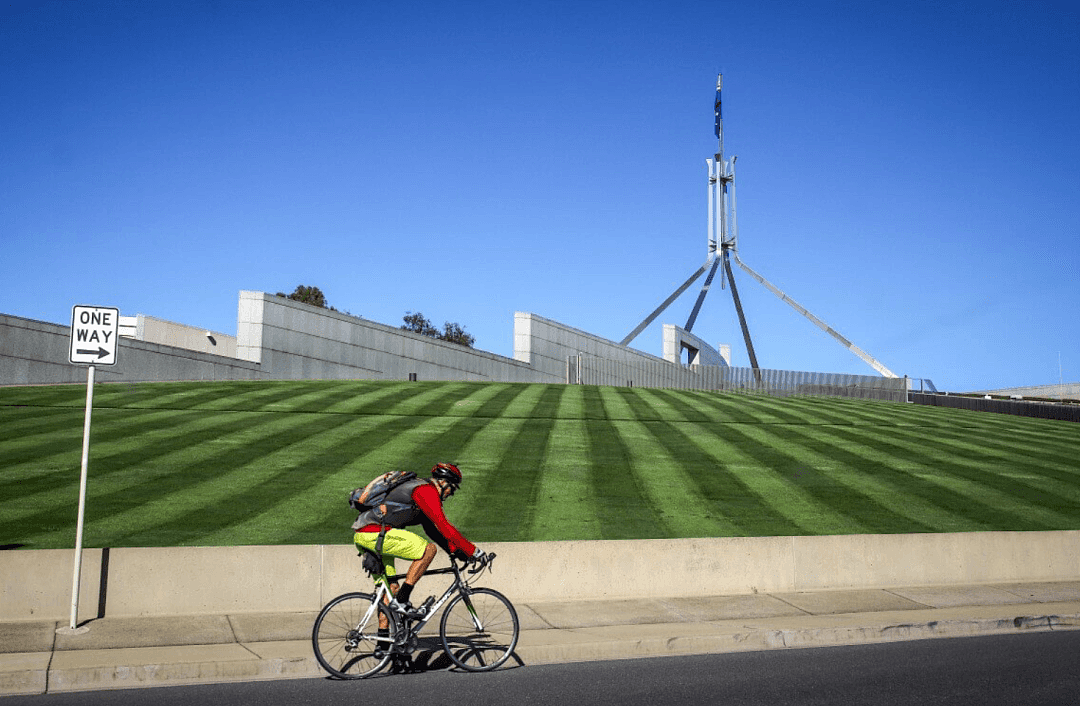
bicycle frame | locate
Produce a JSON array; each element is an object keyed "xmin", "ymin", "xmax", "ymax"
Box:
[
  {"xmin": 367, "ymin": 556, "xmax": 488, "ymax": 650},
  {"xmin": 312, "ymin": 552, "xmax": 516, "ymax": 677}
]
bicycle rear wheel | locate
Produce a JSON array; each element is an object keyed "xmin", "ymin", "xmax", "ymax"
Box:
[
  {"xmin": 312, "ymin": 592, "xmax": 395, "ymax": 679},
  {"xmin": 439, "ymin": 587, "xmax": 519, "ymax": 671}
]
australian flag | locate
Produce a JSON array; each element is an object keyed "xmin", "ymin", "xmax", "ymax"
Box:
[{"xmin": 714, "ymin": 74, "xmax": 723, "ymax": 138}]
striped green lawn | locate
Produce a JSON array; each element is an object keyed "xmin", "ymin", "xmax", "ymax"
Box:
[{"xmin": 1, "ymin": 380, "xmax": 1078, "ymax": 549}]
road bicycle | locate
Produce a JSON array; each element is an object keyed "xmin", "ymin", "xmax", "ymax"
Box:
[{"xmin": 312, "ymin": 552, "xmax": 519, "ymax": 678}]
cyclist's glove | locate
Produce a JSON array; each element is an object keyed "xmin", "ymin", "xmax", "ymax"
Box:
[{"xmin": 471, "ymin": 547, "xmax": 487, "ymax": 564}]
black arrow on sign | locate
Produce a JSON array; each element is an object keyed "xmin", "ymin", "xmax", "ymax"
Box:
[{"xmin": 77, "ymin": 347, "xmax": 110, "ymax": 359}]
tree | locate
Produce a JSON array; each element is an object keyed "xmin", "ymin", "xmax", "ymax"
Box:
[
  {"xmin": 401, "ymin": 311, "xmax": 439, "ymax": 337},
  {"xmin": 440, "ymin": 321, "xmax": 476, "ymax": 348},
  {"xmin": 402, "ymin": 311, "xmax": 475, "ymax": 348},
  {"xmin": 276, "ymin": 285, "xmax": 332, "ymax": 310}
]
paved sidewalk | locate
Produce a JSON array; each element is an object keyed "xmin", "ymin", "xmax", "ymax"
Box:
[{"xmin": 3, "ymin": 581, "xmax": 1079, "ymax": 696}]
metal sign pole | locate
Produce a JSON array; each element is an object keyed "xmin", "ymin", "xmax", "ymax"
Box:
[
  {"xmin": 59, "ymin": 364, "xmax": 96, "ymax": 634},
  {"xmin": 59, "ymin": 305, "xmax": 119, "ymax": 635}
]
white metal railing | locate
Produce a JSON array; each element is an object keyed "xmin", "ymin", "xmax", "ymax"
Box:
[{"xmin": 567, "ymin": 355, "xmax": 911, "ymax": 402}]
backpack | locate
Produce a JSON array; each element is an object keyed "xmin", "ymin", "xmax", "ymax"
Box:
[{"xmin": 348, "ymin": 470, "xmax": 419, "ymax": 526}]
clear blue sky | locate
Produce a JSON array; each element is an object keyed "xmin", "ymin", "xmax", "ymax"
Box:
[{"xmin": 3, "ymin": 0, "xmax": 1077, "ymax": 392}]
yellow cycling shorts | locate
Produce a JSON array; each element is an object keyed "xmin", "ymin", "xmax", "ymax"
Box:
[{"xmin": 353, "ymin": 529, "xmax": 430, "ymax": 583}]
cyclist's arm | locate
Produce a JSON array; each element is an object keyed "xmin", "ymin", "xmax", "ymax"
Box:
[{"xmin": 413, "ymin": 483, "xmax": 476, "ymax": 559}]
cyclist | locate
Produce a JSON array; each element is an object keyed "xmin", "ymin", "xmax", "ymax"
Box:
[{"xmin": 352, "ymin": 462, "xmax": 486, "ymax": 620}]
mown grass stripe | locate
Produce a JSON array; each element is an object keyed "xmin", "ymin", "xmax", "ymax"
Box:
[
  {"xmin": 881, "ymin": 424, "xmax": 1080, "ymax": 525},
  {"xmin": 92, "ymin": 410, "xmax": 363, "ymax": 538},
  {"xmin": 827, "ymin": 423, "xmax": 1027, "ymax": 530},
  {"xmin": 460, "ymin": 385, "xmax": 563, "ymax": 540},
  {"xmin": 609, "ymin": 386, "xmax": 663, "ymax": 422},
  {"xmin": 826, "ymin": 425, "xmax": 1064, "ymax": 531},
  {"xmin": 753, "ymin": 396, "xmax": 853, "ymax": 426},
  {"xmin": 613, "ymin": 423, "xmax": 742, "ymax": 538},
  {"xmin": 192, "ymin": 414, "xmax": 445, "ymax": 546},
  {"xmin": 3, "ymin": 379, "xmax": 1079, "ymax": 548},
  {"xmin": 584, "ymin": 389, "xmax": 666, "ymax": 539},
  {"xmin": 527, "ymin": 419, "xmax": 598, "ymax": 540},
  {"xmin": 601, "ymin": 387, "xmax": 741, "ymax": 537},
  {"xmin": 638, "ymin": 388, "xmax": 717, "ymax": 423},
  {"xmin": 317, "ymin": 382, "xmax": 421, "ymax": 414},
  {"xmin": 12, "ymin": 409, "xmax": 358, "ymax": 548},
  {"xmin": 248, "ymin": 381, "xmax": 385, "ymax": 414},
  {"xmin": 553, "ymin": 384, "xmax": 587, "ymax": 419},
  {"xmin": 733, "ymin": 423, "xmax": 925, "ymax": 534},
  {"xmin": 931, "ymin": 423, "xmax": 1080, "ymax": 479},
  {"xmin": 474, "ymin": 383, "xmax": 539, "ymax": 419},
  {"xmin": 442, "ymin": 383, "xmax": 519, "ymax": 418},
  {"xmin": 380, "ymin": 382, "xmax": 481, "ymax": 418},
  {"xmin": 671, "ymin": 392, "xmax": 785, "ymax": 424},
  {"xmin": 122, "ymin": 381, "xmax": 273, "ymax": 410},
  {"xmin": 0, "ymin": 406, "xmax": 87, "ymax": 440},
  {"xmin": 0, "ymin": 407, "xmax": 204, "ymax": 501},
  {"xmin": 711, "ymin": 424, "xmax": 872, "ymax": 535},
  {"xmin": 653, "ymin": 421, "xmax": 806, "ymax": 536},
  {"xmin": 765, "ymin": 424, "xmax": 957, "ymax": 533}
]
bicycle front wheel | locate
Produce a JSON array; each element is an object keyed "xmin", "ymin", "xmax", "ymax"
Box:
[
  {"xmin": 312, "ymin": 592, "xmax": 395, "ymax": 679},
  {"xmin": 440, "ymin": 587, "xmax": 519, "ymax": 671}
]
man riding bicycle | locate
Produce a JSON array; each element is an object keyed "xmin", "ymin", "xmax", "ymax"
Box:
[{"xmin": 352, "ymin": 462, "xmax": 486, "ymax": 620}]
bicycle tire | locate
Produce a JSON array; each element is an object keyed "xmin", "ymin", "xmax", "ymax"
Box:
[
  {"xmin": 312, "ymin": 592, "xmax": 396, "ymax": 679},
  {"xmin": 439, "ymin": 587, "xmax": 519, "ymax": 672}
]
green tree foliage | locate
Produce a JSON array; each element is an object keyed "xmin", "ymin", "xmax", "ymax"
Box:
[
  {"xmin": 276, "ymin": 285, "xmax": 334, "ymax": 311},
  {"xmin": 402, "ymin": 311, "xmax": 439, "ymax": 337},
  {"xmin": 440, "ymin": 321, "xmax": 476, "ymax": 347},
  {"xmin": 402, "ymin": 311, "xmax": 475, "ymax": 348}
]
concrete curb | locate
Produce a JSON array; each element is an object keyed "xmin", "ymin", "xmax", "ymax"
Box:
[
  {"xmin": 516, "ymin": 610, "xmax": 1080, "ymax": 666},
  {"xmin": 3, "ymin": 596, "xmax": 1079, "ymax": 696}
]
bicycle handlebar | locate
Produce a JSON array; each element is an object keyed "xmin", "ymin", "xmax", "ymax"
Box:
[{"xmin": 467, "ymin": 552, "xmax": 495, "ymax": 574}]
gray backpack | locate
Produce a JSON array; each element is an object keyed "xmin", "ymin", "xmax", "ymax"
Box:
[{"xmin": 349, "ymin": 470, "xmax": 420, "ymax": 527}]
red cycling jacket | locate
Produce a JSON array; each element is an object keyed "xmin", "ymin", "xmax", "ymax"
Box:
[{"xmin": 356, "ymin": 481, "xmax": 476, "ymax": 560}]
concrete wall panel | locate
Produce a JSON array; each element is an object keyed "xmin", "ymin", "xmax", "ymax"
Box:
[
  {"xmin": 0, "ymin": 314, "xmax": 263, "ymax": 385},
  {"xmin": 792, "ymin": 531, "xmax": 1080, "ymax": 591},
  {"xmin": 3, "ymin": 532, "xmax": 1078, "ymax": 620},
  {"xmin": 0, "ymin": 549, "xmax": 105, "ymax": 622},
  {"xmin": 3, "ymin": 293, "xmax": 675, "ymax": 386},
  {"xmin": 104, "ymin": 545, "xmax": 323, "ymax": 616}
]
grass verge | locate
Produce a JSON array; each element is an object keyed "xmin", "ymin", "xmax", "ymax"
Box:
[{"xmin": 1, "ymin": 380, "xmax": 1078, "ymax": 548}]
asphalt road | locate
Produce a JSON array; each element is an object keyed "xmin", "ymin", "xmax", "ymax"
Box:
[{"xmin": 12, "ymin": 631, "xmax": 1080, "ymax": 705}]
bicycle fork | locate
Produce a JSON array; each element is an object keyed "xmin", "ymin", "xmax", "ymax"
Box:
[{"xmin": 459, "ymin": 591, "xmax": 486, "ymax": 632}]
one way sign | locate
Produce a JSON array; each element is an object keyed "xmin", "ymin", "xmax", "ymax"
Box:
[{"xmin": 69, "ymin": 305, "xmax": 120, "ymax": 366}]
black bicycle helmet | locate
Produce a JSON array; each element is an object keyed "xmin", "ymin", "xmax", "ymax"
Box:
[{"xmin": 431, "ymin": 462, "xmax": 463, "ymax": 489}]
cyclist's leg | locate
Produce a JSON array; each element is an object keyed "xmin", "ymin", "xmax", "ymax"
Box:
[
  {"xmin": 403, "ymin": 543, "xmax": 438, "ymax": 589},
  {"xmin": 353, "ymin": 531, "xmax": 399, "ymax": 630},
  {"xmin": 375, "ymin": 529, "xmax": 434, "ymax": 605}
]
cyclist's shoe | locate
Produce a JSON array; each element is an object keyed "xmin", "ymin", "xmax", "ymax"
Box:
[
  {"xmin": 388, "ymin": 598, "xmax": 427, "ymax": 620},
  {"xmin": 373, "ymin": 630, "xmax": 392, "ymax": 659}
]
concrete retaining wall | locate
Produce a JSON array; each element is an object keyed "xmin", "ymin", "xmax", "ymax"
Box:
[
  {"xmin": 237, "ymin": 292, "xmax": 548, "ymax": 383},
  {"xmin": 4, "ymin": 296, "xmax": 669, "ymax": 386},
  {"xmin": 519, "ymin": 313, "xmax": 696, "ymax": 387},
  {"xmin": 2, "ymin": 298, "xmax": 651, "ymax": 386},
  {"xmin": 0, "ymin": 314, "xmax": 262, "ymax": 385},
  {"xmin": 135, "ymin": 315, "xmax": 238, "ymax": 359},
  {"xmin": 3, "ymin": 531, "xmax": 1077, "ymax": 621}
]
